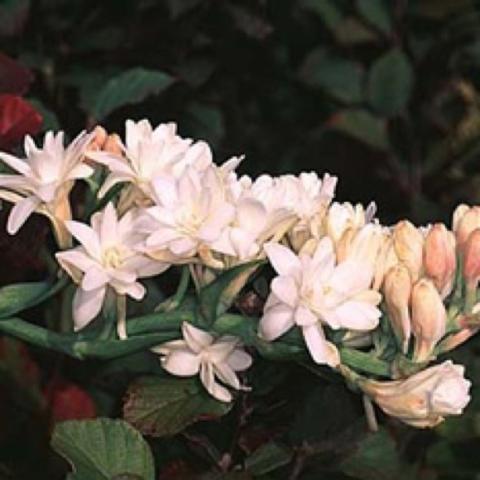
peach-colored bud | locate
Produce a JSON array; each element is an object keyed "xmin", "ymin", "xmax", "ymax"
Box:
[
  {"xmin": 360, "ymin": 361, "xmax": 471, "ymax": 428},
  {"xmin": 454, "ymin": 205, "xmax": 480, "ymax": 251},
  {"xmin": 89, "ymin": 125, "xmax": 108, "ymax": 151},
  {"xmin": 423, "ymin": 224, "xmax": 456, "ymax": 298},
  {"xmin": 383, "ymin": 264, "xmax": 412, "ymax": 353},
  {"xmin": 373, "ymin": 234, "xmax": 398, "ymax": 290},
  {"xmin": 463, "ymin": 228, "xmax": 480, "ymax": 289},
  {"xmin": 393, "ymin": 221, "xmax": 424, "ymax": 282},
  {"xmin": 411, "ymin": 279, "xmax": 447, "ymax": 363},
  {"xmin": 104, "ymin": 133, "xmax": 123, "ymax": 156}
]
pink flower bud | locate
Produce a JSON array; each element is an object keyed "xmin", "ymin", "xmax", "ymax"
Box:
[
  {"xmin": 360, "ymin": 361, "xmax": 471, "ymax": 428},
  {"xmin": 463, "ymin": 228, "xmax": 480, "ymax": 289},
  {"xmin": 393, "ymin": 220, "xmax": 424, "ymax": 282},
  {"xmin": 453, "ymin": 205, "xmax": 480, "ymax": 251},
  {"xmin": 423, "ymin": 223, "xmax": 456, "ymax": 298},
  {"xmin": 383, "ymin": 264, "xmax": 412, "ymax": 353},
  {"xmin": 411, "ymin": 279, "xmax": 447, "ymax": 362}
]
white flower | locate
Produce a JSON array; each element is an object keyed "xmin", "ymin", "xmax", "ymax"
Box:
[
  {"xmin": 56, "ymin": 203, "xmax": 168, "ymax": 330},
  {"xmin": 0, "ymin": 130, "xmax": 93, "ymax": 239},
  {"xmin": 153, "ymin": 322, "xmax": 252, "ymax": 402},
  {"xmin": 259, "ymin": 238, "xmax": 381, "ymax": 366},
  {"xmin": 88, "ymin": 119, "xmax": 212, "ymax": 200},
  {"xmin": 360, "ymin": 361, "xmax": 471, "ymax": 428},
  {"xmin": 140, "ymin": 165, "xmax": 235, "ymax": 262}
]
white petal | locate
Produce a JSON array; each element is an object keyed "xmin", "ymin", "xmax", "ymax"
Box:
[
  {"xmin": 65, "ymin": 221, "xmax": 102, "ymax": 260},
  {"xmin": 67, "ymin": 163, "xmax": 94, "ymax": 180},
  {"xmin": 72, "ymin": 286, "xmax": 106, "ymax": 331},
  {"xmin": 259, "ymin": 300, "xmax": 295, "ymax": 341},
  {"xmin": 100, "ymin": 202, "xmax": 118, "ymax": 247},
  {"xmin": 0, "ymin": 152, "xmax": 31, "ymax": 175},
  {"xmin": 81, "ymin": 267, "xmax": 109, "ymax": 291},
  {"xmin": 200, "ymin": 362, "xmax": 232, "ymax": 402},
  {"xmin": 161, "ymin": 349, "xmax": 200, "ymax": 376},
  {"xmin": 264, "ymin": 242, "xmax": 301, "ymax": 276},
  {"xmin": 152, "ymin": 176, "xmax": 177, "ymax": 208},
  {"xmin": 7, "ymin": 195, "xmax": 40, "ymax": 234},
  {"xmin": 271, "ymin": 276, "xmax": 298, "ymax": 308},
  {"xmin": 302, "ymin": 324, "xmax": 340, "ymax": 367},
  {"xmin": 294, "ymin": 305, "xmax": 318, "ymax": 327},
  {"xmin": 182, "ymin": 322, "xmax": 213, "ymax": 353},
  {"xmin": 98, "ymin": 173, "xmax": 131, "ymax": 198},
  {"xmin": 227, "ymin": 349, "xmax": 253, "ymax": 371},
  {"xmin": 214, "ymin": 362, "xmax": 240, "ymax": 390},
  {"xmin": 121, "ymin": 281, "xmax": 145, "ymax": 300},
  {"xmin": 331, "ymin": 301, "xmax": 381, "ymax": 331}
]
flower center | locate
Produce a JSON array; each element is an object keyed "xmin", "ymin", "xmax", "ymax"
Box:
[{"xmin": 103, "ymin": 246, "xmax": 123, "ymax": 269}]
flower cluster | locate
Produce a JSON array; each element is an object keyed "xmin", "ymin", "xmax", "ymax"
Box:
[{"xmin": 0, "ymin": 119, "xmax": 476, "ymax": 425}]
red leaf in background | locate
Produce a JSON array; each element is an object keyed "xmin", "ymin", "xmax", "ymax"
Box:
[
  {"xmin": 45, "ymin": 379, "xmax": 97, "ymax": 422},
  {"xmin": 0, "ymin": 52, "xmax": 33, "ymax": 95},
  {"xmin": 0, "ymin": 94, "xmax": 42, "ymax": 150}
]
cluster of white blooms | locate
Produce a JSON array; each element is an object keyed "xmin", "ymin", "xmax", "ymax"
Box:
[{"xmin": 0, "ymin": 119, "xmax": 474, "ymax": 420}]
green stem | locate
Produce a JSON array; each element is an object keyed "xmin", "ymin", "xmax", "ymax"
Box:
[
  {"xmin": 339, "ymin": 348, "xmax": 391, "ymax": 377},
  {"xmin": 126, "ymin": 310, "xmax": 194, "ymax": 336},
  {"xmin": 155, "ymin": 266, "xmax": 190, "ymax": 312}
]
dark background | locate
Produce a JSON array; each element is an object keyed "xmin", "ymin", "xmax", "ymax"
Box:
[{"xmin": 2, "ymin": 1, "xmax": 480, "ymax": 479}]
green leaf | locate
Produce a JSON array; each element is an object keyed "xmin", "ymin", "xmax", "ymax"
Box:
[
  {"xmin": 51, "ymin": 419, "xmax": 155, "ymax": 480},
  {"xmin": 328, "ymin": 109, "xmax": 388, "ymax": 150},
  {"xmin": 89, "ymin": 68, "xmax": 175, "ymax": 120},
  {"xmin": 27, "ymin": 98, "xmax": 60, "ymax": 131},
  {"xmin": 339, "ymin": 429, "xmax": 412, "ymax": 480},
  {"xmin": 245, "ymin": 442, "xmax": 293, "ymax": 476},
  {"xmin": 299, "ymin": 0, "xmax": 344, "ymax": 31},
  {"xmin": 184, "ymin": 102, "xmax": 225, "ymax": 145},
  {"xmin": 367, "ymin": 48, "xmax": 414, "ymax": 116},
  {"xmin": 123, "ymin": 376, "xmax": 232, "ymax": 437},
  {"xmin": 0, "ymin": 277, "xmax": 66, "ymax": 318},
  {"xmin": 334, "ymin": 17, "xmax": 378, "ymax": 45},
  {"xmin": 299, "ymin": 49, "xmax": 364, "ymax": 103},
  {"xmin": 199, "ymin": 261, "xmax": 262, "ymax": 325},
  {"xmin": 356, "ymin": 0, "xmax": 392, "ymax": 34}
]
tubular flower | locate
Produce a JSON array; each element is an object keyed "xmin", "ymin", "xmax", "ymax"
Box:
[
  {"xmin": 0, "ymin": 131, "xmax": 93, "ymax": 246},
  {"xmin": 153, "ymin": 322, "xmax": 252, "ymax": 402},
  {"xmin": 87, "ymin": 119, "xmax": 212, "ymax": 204},
  {"xmin": 360, "ymin": 361, "xmax": 471, "ymax": 428},
  {"xmin": 56, "ymin": 203, "xmax": 168, "ymax": 330},
  {"xmin": 259, "ymin": 238, "xmax": 381, "ymax": 366}
]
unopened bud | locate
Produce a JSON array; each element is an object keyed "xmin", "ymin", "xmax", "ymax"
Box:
[
  {"xmin": 89, "ymin": 125, "xmax": 108, "ymax": 151},
  {"xmin": 360, "ymin": 361, "xmax": 471, "ymax": 428},
  {"xmin": 104, "ymin": 133, "xmax": 123, "ymax": 156},
  {"xmin": 393, "ymin": 221, "xmax": 424, "ymax": 282},
  {"xmin": 373, "ymin": 234, "xmax": 398, "ymax": 290},
  {"xmin": 463, "ymin": 228, "xmax": 480, "ymax": 289},
  {"xmin": 423, "ymin": 224, "xmax": 456, "ymax": 298},
  {"xmin": 411, "ymin": 279, "xmax": 447, "ymax": 363},
  {"xmin": 453, "ymin": 205, "xmax": 480, "ymax": 251},
  {"xmin": 383, "ymin": 264, "xmax": 412, "ymax": 353}
]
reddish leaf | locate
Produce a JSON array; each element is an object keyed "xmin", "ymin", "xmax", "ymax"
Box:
[
  {"xmin": 0, "ymin": 94, "xmax": 42, "ymax": 150},
  {"xmin": 0, "ymin": 52, "xmax": 33, "ymax": 94},
  {"xmin": 45, "ymin": 379, "xmax": 97, "ymax": 422}
]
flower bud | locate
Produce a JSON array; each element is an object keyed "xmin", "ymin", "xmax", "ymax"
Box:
[
  {"xmin": 463, "ymin": 228, "xmax": 480, "ymax": 290},
  {"xmin": 393, "ymin": 220, "xmax": 424, "ymax": 282},
  {"xmin": 411, "ymin": 279, "xmax": 447, "ymax": 362},
  {"xmin": 373, "ymin": 234, "xmax": 398, "ymax": 290},
  {"xmin": 453, "ymin": 205, "xmax": 480, "ymax": 251},
  {"xmin": 383, "ymin": 264, "xmax": 412, "ymax": 353},
  {"xmin": 88, "ymin": 125, "xmax": 107, "ymax": 151},
  {"xmin": 423, "ymin": 223, "xmax": 456, "ymax": 298},
  {"xmin": 104, "ymin": 133, "xmax": 123, "ymax": 156},
  {"xmin": 360, "ymin": 361, "xmax": 471, "ymax": 428}
]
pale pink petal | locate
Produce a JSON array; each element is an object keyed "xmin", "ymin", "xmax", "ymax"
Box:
[
  {"xmin": 294, "ymin": 305, "xmax": 318, "ymax": 327},
  {"xmin": 271, "ymin": 276, "xmax": 298, "ymax": 308},
  {"xmin": 329, "ymin": 260, "xmax": 373, "ymax": 295},
  {"xmin": 72, "ymin": 286, "xmax": 106, "ymax": 331},
  {"xmin": 0, "ymin": 174, "xmax": 30, "ymax": 190},
  {"xmin": 0, "ymin": 152, "xmax": 31, "ymax": 175},
  {"xmin": 7, "ymin": 195, "xmax": 40, "ymax": 234},
  {"xmin": 259, "ymin": 301, "xmax": 295, "ymax": 341},
  {"xmin": 81, "ymin": 267, "xmax": 109, "ymax": 291},
  {"xmin": 161, "ymin": 349, "xmax": 200, "ymax": 376},
  {"xmin": 56, "ymin": 249, "xmax": 97, "ymax": 274},
  {"xmin": 302, "ymin": 324, "xmax": 340, "ymax": 367},
  {"xmin": 98, "ymin": 173, "xmax": 131, "ymax": 198},
  {"xmin": 122, "ymin": 281, "xmax": 146, "ymax": 300},
  {"xmin": 264, "ymin": 242, "xmax": 301, "ymax": 277},
  {"xmin": 200, "ymin": 362, "xmax": 232, "ymax": 402},
  {"xmin": 100, "ymin": 202, "xmax": 118, "ymax": 247},
  {"xmin": 214, "ymin": 362, "xmax": 240, "ymax": 390},
  {"xmin": 152, "ymin": 176, "xmax": 177, "ymax": 208},
  {"xmin": 67, "ymin": 163, "xmax": 95, "ymax": 180},
  {"xmin": 169, "ymin": 237, "xmax": 197, "ymax": 256},
  {"xmin": 65, "ymin": 221, "xmax": 102, "ymax": 260},
  {"xmin": 227, "ymin": 349, "xmax": 253, "ymax": 371},
  {"xmin": 331, "ymin": 301, "xmax": 381, "ymax": 331},
  {"xmin": 182, "ymin": 322, "xmax": 213, "ymax": 353},
  {"xmin": 207, "ymin": 340, "xmax": 238, "ymax": 364}
]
